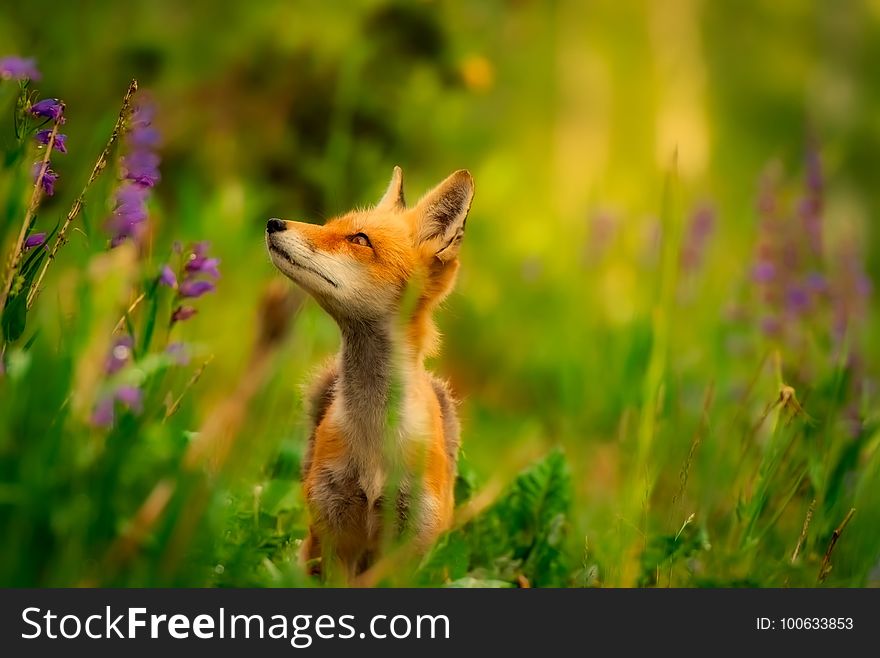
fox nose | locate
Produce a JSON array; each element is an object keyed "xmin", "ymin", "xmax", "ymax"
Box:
[{"xmin": 266, "ymin": 218, "xmax": 287, "ymax": 234}]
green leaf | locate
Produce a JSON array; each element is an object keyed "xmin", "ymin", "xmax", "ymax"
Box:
[
  {"xmin": 23, "ymin": 328, "xmax": 40, "ymax": 350},
  {"xmin": 140, "ymin": 277, "xmax": 161, "ymax": 354},
  {"xmin": 445, "ymin": 577, "xmax": 514, "ymax": 588},
  {"xmin": 2, "ymin": 291, "xmax": 27, "ymax": 342},
  {"xmin": 448, "ymin": 448, "xmax": 574, "ymax": 587},
  {"xmin": 260, "ymin": 479, "xmax": 303, "ymax": 516},
  {"xmin": 454, "ymin": 449, "xmax": 479, "ymax": 505},
  {"xmin": 416, "ymin": 531, "xmax": 471, "ymax": 585}
]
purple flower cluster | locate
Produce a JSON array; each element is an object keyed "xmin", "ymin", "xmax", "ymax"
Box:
[
  {"xmin": 92, "ymin": 385, "xmax": 143, "ymax": 428},
  {"xmin": 799, "ymin": 139, "xmax": 823, "ymax": 258},
  {"xmin": 0, "ymin": 55, "xmax": 40, "ymax": 81},
  {"xmin": 106, "ymin": 101, "xmax": 161, "ymax": 247},
  {"xmin": 830, "ymin": 240, "xmax": 872, "ymax": 344},
  {"xmin": 158, "ymin": 242, "xmax": 221, "ymax": 324},
  {"xmin": 29, "ymin": 99, "xmax": 66, "ymax": 197},
  {"xmin": 681, "ymin": 203, "xmax": 715, "ymax": 272},
  {"xmin": 91, "ymin": 334, "xmax": 140, "ymax": 428},
  {"xmin": 121, "ymin": 104, "xmax": 160, "ymax": 186},
  {"xmin": 749, "ymin": 145, "xmax": 872, "ymax": 351},
  {"xmin": 750, "ymin": 161, "xmax": 820, "ymax": 338},
  {"xmin": 90, "ymin": 335, "xmax": 194, "ymax": 428},
  {"xmin": 745, "ymin": 144, "xmax": 872, "ymax": 438}
]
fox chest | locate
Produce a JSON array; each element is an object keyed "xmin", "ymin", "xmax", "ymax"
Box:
[
  {"xmin": 304, "ymin": 416, "xmax": 410, "ymax": 539},
  {"xmin": 305, "ymin": 463, "xmax": 409, "ymax": 541}
]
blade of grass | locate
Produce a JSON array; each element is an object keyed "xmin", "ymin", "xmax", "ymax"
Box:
[{"xmin": 818, "ymin": 507, "xmax": 855, "ymax": 583}]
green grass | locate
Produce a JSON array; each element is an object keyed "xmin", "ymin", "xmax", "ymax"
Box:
[{"xmin": 1, "ymin": 0, "xmax": 879, "ymax": 588}]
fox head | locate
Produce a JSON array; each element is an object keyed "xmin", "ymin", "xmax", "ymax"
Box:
[{"xmin": 266, "ymin": 167, "xmax": 473, "ymax": 351}]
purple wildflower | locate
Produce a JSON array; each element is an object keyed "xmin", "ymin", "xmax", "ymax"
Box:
[
  {"xmin": 179, "ymin": 279, "xmax": 215, "ymax": 298},
  {"xmin": 105, "ymin": 335, "xmax": 134, "ymax": 374},
  {"xmin": 799, "ymin": 141, "xmax": 823, "ymax": 258},
  {"xmin": 115, "ymin": 386, "xmax": 143, "ymax": 413},
  {"xmin": 185, "ymin": 242, "xmax": 221, "ymax": 279},
  {"xmin": 121, "ymin": 150, "xmax": 161, "ymax": 187},
  {"xmin": 35, "ymin": 129, "xmax": 67, "ymax": 154},
  {"xmin": 29, "ymin": 98, "xmax": 64, "ymax": 121},
  {"xmin": 166, "ymin": 242, "xmax": 220, "ymax": 324},
  {"xmin": 32, "ymin": 162, "xmax": 58, "ymax": 196},
  {"xmin": 92, "ymin": 333, "xmax": 143, "ymax": 428},
  {"xmin": 114, "ymin": 182, "xmax": 150, "ymax": 219},
  {"xmin": 171, "ymin": 306, "xmax": 198, "ymax": 323},
  {"xmin": 159, "ymin": 265, "xmax": 177, "ymax": 288},
  {"xmin": 805, "ymin": 272, "xmax": 827, "ymax": 294},
  {"xmin": 745, "ymin": 139, "xmax": 873, "ymax": 448},
  {"xmin": 28, "ymin": 105, "xmax": 65, "ymax": 197},
  {"xmin": 24, "ymin": 232, "xmax": 47, "ymax": 250},
  {"xmin": 0, "ymin": 56, "xmax": 41, "ymax": 81},
  {"xmin": 855, "ymin": 271, "xmax": 873, "ymax": 299},
  {"xmin": 122, "ymin": 104, "xmax": 161, "ymax": 186},
  {"xmin": 186, "ymin": 241, "xmax": 207, "ymax": 263},
  {"xmin": 681, "ymin": 204, "xmax": 715, "ymax": 271},
  {"xmin": 830, "ymin": 239, "xmax": 872, "ymax": 345},
  {"xmin": 90, "ymin": 384, "xmax": 144, "ymax": 428},
  {"xmin": 749, "ymin": 164, "xmax": 794, "ymax": 340},
  {"xmin": 194, "ymin": 257, "xmax": 221, "ymax": 279},
  {"xmin": 91, "ymin": 396, "xmax": 115, "ymax": 427},
  {"xmin": 760, "ymin": 316, "xmax": 781, "ymax": 336},
  {"xmin": 106, "ymin": 182, "xmax": 150, "ymax": 247},
  {"xmin": 785, "ymin": 285, "xmax": 810, "ymax": 315},
  {"xmin": 751, "ymin": 261, "xmax": 775, "ymax": 283},
  {"xmin": 105, "ymin": 99, "xmax": 161, "ymax": 247},
  {"xmin": 131, "ymin": 103, "xmax": 155, "ymax": 126},
  {"xmin": 128, "ymin": 125, "xmax": 161, "ymax": 149}
]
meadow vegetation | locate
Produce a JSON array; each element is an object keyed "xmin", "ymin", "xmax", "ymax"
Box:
[{"xmin": 1, "ymin": 1, "xmax": 878, "ymax": 587}]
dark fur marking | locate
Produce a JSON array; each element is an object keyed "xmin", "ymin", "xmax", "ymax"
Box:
[
  {"xmin": 431, "ymin": 376, "xmax": 460, "ymax": 473},
  {"xmin": 424, "ymin": 184, "xmax": 470, "ymax": 240},
  {"xmin": 338, "ymin": 318, "xmax": 392, "ymax": 429},
  {"xmin": 310, "ymin": 467, "xmax": 369, "ymax": 532},
  {"xmin": 393, "ymin": 188, "xmax": 406, "ymax": 208},
  {"xmin": 308, "ymin": 466, "xmax": 410, "ymax": 576}
]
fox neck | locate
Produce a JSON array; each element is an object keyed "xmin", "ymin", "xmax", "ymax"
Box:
[
  {"xmin": 335, "ymin": 316, "xmax": 419, "ymax": 501},
  {"xmin": 336, "ymin": 316, "xmax": 412, "ymax": 452}
]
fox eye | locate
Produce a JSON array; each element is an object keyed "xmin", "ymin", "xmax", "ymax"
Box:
[{"xmin": 348, "ymin": 232, "xmax": 372, "ymax": 248}]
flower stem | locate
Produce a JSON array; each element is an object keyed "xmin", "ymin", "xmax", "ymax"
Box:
[
  {"xmin": 164, "ymin": 355, "xmax": 214, "ymax": 421},
  {"xmin": 112, "ymin": 291, "xmax": 146, "ymax": 334},
  {"xmin": 26, "ymin": 79, "xmax": 138, "ymax": 310},
  {"xmin": 0, "ymin": 120, "xmax": 60, "ymax": 320}
]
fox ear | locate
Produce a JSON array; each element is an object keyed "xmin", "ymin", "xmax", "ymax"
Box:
[
  {"xmin": 376, "ymin": 165, "xmax": 406, "ymax": 211},
  {"xmin": 414, "ymin": 169, "xmax": 474, "ymax": 262}
]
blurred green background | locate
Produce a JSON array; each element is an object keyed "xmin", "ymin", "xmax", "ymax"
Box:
[{"xmin": 1, "ymin": 0, "xmax": 879, "ymax": 587}]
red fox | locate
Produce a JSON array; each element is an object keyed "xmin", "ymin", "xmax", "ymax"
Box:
[{"xmin": 265, "ymin": 167, "xmax": 474, "ymax": 580}]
